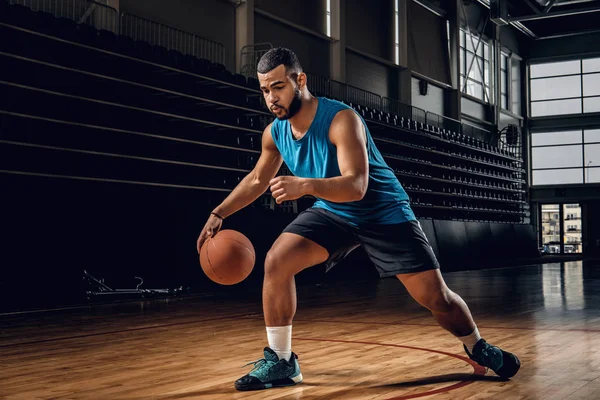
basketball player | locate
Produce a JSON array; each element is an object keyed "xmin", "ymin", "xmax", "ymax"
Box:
[{"xmin": 196, "ymin": 47, "xmax": 520, "ymax": 391}]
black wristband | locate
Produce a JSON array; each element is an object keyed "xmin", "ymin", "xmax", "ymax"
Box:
[{"xmin": 211, "ymin": 212, "xmax": 224, "ymax": 220}]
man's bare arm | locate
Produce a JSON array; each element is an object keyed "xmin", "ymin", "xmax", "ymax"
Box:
[{"xmin": 301, "ymin": 109, "xmax": 369, "ymax": 203}]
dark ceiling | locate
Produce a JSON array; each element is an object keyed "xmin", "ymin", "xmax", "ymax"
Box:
[
  {"xmin": 432, "ymin": 0, "xmax": 600, "ymax": 40},
  {"xmin": 503, "ymin": 0, "xmax": 600, "ymax": 39}
]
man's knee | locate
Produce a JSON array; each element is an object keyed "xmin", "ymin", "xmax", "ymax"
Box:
[
  {"xmin": 264, "ymin": 233, "xmax": 329, "ymax": 278},
  {"xmin": 264, "ymin": 248, "xmax": 284, "ymax": 277},
  {"xmin": 417, "ymin": 289, "xmax": 455, "ymax": 313},
  {"xmin": 264, "ymin": 246, "xmax": 302, "ymax": 278}
]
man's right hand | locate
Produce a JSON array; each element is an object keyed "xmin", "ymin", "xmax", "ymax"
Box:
[{"xmin": 196, "ymin": 213, "xmax": 223, "ymax": 254}]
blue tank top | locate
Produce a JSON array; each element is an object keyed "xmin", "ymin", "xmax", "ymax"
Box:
[{"xmin": 270, "ymin": 97, "xmax": 416, "ymax": 226}]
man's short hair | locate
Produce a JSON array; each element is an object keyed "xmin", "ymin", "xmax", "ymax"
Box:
[{"xmin": 257, "ymin": 47, "xmax": 303, "ymax": 76}]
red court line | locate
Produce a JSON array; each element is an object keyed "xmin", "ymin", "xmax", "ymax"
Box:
[
  {"xmin": 293, "ymin": 337, "xmax": 487, "ymax": 400},
  {"xmin": 238, "ymin": 315, "xmax": 420, "ymax": 326},
  {"xmin": 239, "ymin": 316, "xmax": 600, "ymax": 333}
]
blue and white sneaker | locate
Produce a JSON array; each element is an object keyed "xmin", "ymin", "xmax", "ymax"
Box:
[{"xmin": 234, "ymin": 347, "xmax": 303, "ymax": 391}]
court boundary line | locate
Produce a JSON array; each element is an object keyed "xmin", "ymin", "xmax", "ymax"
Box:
[
  {"xmin": 239, "ymin": 315, "xmax": 600, "ymax": 333},
  {"xmin": 292, "ymin": 337, "xmax": 487, "ymax": 400}
]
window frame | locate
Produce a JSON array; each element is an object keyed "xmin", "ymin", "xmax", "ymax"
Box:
[
  {"xmin": 501, "ymin": 50, "xmax": 510, "ymax": 111},
  {"xmin": 530, "ymin": 128, "xmax": 600, "ymax": 185},
  {"xmin": 460, "ymin": 27, "xmax": 491, "ymax": 103},
  {"xmin": 529, "ymin": 57, "xmax": 600, "ymax": 118}
]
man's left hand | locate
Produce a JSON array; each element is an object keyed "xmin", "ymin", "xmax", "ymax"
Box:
[{"xmin": 269, "ymin": 176, "xmax": 308, "ymax": 204}]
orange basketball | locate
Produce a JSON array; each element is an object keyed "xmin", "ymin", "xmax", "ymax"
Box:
[{"xmin": 199, "ymin": 229, "xmax": 255, "ymax": 285}]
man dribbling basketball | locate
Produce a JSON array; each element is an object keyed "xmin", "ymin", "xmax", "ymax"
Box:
[{"xmin": 196, "ymin": 47, "xmax": 520, "ymax": 391}]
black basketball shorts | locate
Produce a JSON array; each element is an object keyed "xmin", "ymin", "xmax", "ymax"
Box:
[{"xmin": 282, "ymin": 207, "xmax": 440, "ymax": 277}]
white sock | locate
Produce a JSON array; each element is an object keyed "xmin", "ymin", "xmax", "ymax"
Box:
[
  {"xmin": 266, "ymin": 325, "xmax": 292, "ymax": 361},
  {"xmin": 459, "ymin": 327, "xmax": 482, "ymax": 354}
]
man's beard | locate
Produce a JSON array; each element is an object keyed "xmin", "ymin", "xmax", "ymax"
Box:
[{"xmin": 274, "ymin": 91, "xmax": 302, "ymax": 120}]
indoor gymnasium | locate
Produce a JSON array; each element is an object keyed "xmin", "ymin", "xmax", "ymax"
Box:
[{"xmin": 1, "ymin": 0, "xmax": 600, "ymax": 399}]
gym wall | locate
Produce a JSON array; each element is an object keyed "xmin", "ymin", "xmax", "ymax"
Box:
[
  {"xmin": 119, "ymin": 0, "xmax": 236, "ymax": 71},
  {"xmin": 254, "ymin": 15, "xmax": 330, "ymax": 78},
  {"xmin": 461, "ymin": 97, "xmax": 488, "ymax": 122},
  {"xmin": 412, "ymin": 77, "xmax": 444, "ymax": 115},
  {"xmin": 344, "ymin": 0, "xmax": 397, "ymax": 99},
  {"xmin": 254, "ymin": 0, "xmax": 330, "ymax": 77},
  {"xmin": 346, "ymin": 0, "xmax": 394, "ymax": 61},
  {"xmin": 528, "ymin": 31, "xmax": 600, "ymax": 60},
  {"xmin": 346, "ymin": 51, "xmax": 397, "ymax": 99},
  {"xmin": 255, "ymin": 0, "xmax": 326, "ymax": 35},
  {"xmin": 582, "ymin": 201, "xmax": 600, "ymax": 257}
]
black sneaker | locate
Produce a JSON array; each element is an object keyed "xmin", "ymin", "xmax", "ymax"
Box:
[
  {"xmin": 465, "ymin": 338, "xmax": 521, "ymax": 379},
  {"xmin": 234, "ymin": 347, "xmax": 303, "ymax": 391}
]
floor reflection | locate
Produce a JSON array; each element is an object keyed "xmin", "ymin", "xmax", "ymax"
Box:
[{"xmin": 542, "ymin": 261, "xmax": 586, "ymax": 311}]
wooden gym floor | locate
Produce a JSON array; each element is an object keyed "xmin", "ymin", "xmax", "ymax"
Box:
[{"xmin": 1, "ymin": 260, "xmax": 599, "ymax": 399}]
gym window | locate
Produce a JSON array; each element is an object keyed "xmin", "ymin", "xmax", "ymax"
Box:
[
  {"xmin": 531, "ymin": 129, "xmax": 600, "ymax": 185},
  {"xmin": 529, "ymin": 57, "xmax": 600, "ymax": 117},
  {"xmin": 460, "ymin": 28, "xmax": 491, "ymax": 103}
]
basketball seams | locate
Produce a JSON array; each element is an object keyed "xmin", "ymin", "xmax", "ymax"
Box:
[
  {"xmin": 204, "ymin": 239, "xmax": 228, "ymax": 283},
  {"xmin": 220, "ymin": 238, "xmax": 256, "ymax": 262},
  {"xmin": 199, "ymin": 230, "xmax": 255, "ymax": 285}
]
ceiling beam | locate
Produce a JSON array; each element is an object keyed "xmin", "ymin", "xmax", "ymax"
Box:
[
  {"xmin": 511, "ymin": 21, "xmax": 537, "ymax": 38},
  {"xmin": 413, "ymin": 0, "xmax": 447, "ymax": 18},
  {"xmin": 523, "ymin": 0, "xmax": 542, "ymax": 13},
  {"xmin": 537, "ymin": 28, "xmax": 600, "ymax": 40},
  {"xmin": 554, "ymin": 0, "xmax": 598, "ymax": 7},
  {"xmin": 509, "ymin": 5, "xmax": 600, "ymax": 22},
  {"xmin": 477, "ymin": 0, "xmax": 538, "ymax": 38},
  {"xmin": 543, "ymin": 0, "xmax": 558, "ymax": 13}
]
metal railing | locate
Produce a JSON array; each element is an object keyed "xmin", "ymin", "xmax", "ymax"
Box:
[
  {"xmin": 240, "ymin": 42, "xmax": 272, "ymax": 78},
  {"xmin": 412, "ymin": 106, "xmax": 427, "ymax": 125},
  {"xmin": 461, "ymin": 122, "xmax": 492, "ymax": 142},
  {"xmin": 8, "ymin": 0, "xmax": 117, "ymax": 32},
  {"xmin": 6, "ymin": 0, "xmax": 521, "ymax": 161},
  {"xmin": 382, "ymin": 97, "xmax": 413, "ymax": 120},
  {"xmin": 305, "ymin": 76, "xmax": 384, "ymax": 113},
  {"xmin": 425, "ymin": 112, "xmax": 462, "ymax": 134},
  {"xmin": 303, "ymin": 73, "xmax": 513, "ymax": 155},
  {"xmin": 120, "ymin": 13, "xmax": 225, "ymax": 65},
  {"xmin": 8, "ymin": 1, "xmax": 225, "ymax": 65},
  {"xmin": 306, "ymin": 73, "xmax": 329, "ymax": 98},
  {"xmin": 347, "ymin": 84, "xmax": 381, "ymax": 111},
  {"xmin": 305, "ymin": 74, "xmax": 383, "ymax": 112}
]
